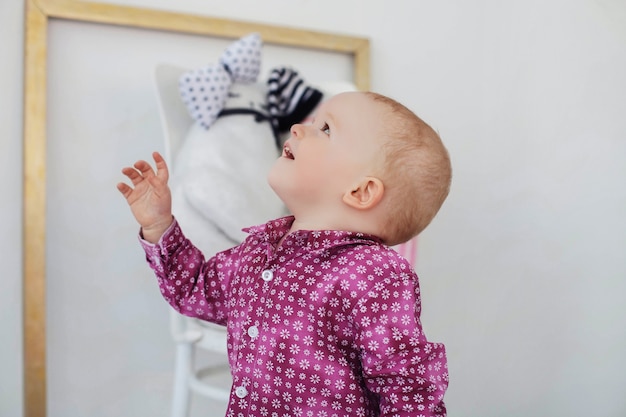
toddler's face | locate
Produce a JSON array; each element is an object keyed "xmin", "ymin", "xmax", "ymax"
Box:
[{"xmin": 268, "ymin": 92, "xmax": 385, "ymax": 209}]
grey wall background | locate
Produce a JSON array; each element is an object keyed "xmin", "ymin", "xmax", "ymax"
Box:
[{"xmin": 2, "ymin": 0, "xmax": 625, "ymax": 416}]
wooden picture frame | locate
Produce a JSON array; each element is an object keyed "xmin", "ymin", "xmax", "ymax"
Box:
[{"xmin": 22, "ymin": 0, "xmax": 369, "ymax": 415}]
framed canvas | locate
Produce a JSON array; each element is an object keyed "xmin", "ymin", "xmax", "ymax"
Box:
[{"xmin": 22, "ymin": 1, "xmax": 369, "ymax": 415}]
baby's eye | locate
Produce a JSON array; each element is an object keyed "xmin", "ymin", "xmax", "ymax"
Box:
[{"xmin": 321, "ymin": 123, "xmax": 330, "ymax": 135}]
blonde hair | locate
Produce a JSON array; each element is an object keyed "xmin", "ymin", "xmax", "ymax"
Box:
[{"xmin": 366, "ymin": 92, "xmax": 452, "ymax": 246}]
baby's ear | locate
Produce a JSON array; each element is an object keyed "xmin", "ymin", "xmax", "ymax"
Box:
[{"xmin": 342, "ymin": 177, "xmax": 384, "ymax": 210}]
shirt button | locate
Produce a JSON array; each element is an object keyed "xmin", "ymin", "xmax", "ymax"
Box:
[
  {"xmin": 247, "ymin": 325, "xmax": 259, "ymax": 338},
  {"xmin": 235, "ymin": 385, "xmax": 248, "ymax": 398},
  {"xmin": 261, "ymin": 269, "xmax": 273, "ymax": 281}
]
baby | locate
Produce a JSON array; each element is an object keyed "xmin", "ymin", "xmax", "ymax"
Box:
[{"xmin": 118, "ymin": 91, "xmax": 452, "ymax": 417}]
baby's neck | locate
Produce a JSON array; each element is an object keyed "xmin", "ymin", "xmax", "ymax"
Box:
[
  {"xmin": 284, "ymin": 201, "xmax": 385, "ymax": 243},
  {"xmin": 285, "ymin": 215, "xmax": 381, "ymax": 242}
]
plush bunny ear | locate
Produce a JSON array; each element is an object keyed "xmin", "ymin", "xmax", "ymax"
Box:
[
  {"xmin": 219, "ymin": 33, "xmax": 262, "ymax": 83},
  {"xmin": 179, "ymin": 33, "xmax": 263, "ymax": 129},
  {"xmin": 266, "ymin": 67, "xmax": 323, "ymax": 133}
]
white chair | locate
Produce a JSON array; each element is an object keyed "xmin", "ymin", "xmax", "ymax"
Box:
[{"xmin": 153, "ymin": 63, "xmax": 231, "ymax": 417}]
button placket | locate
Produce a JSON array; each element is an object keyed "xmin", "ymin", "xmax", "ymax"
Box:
[{"xmin": 233, "ymin": 262, "xmax": 277, "ymax": 411}]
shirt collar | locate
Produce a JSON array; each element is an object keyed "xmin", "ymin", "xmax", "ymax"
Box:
[{"xmin": 243, "ymin": 215, "xmax": 383, "ymax": 251}]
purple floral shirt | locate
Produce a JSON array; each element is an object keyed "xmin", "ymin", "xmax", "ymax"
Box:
[{"xmin": 141, "ymin": 216, "xmax": 448, "ymax": 417}]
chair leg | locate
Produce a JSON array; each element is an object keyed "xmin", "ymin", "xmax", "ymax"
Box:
[{"xmin": 171, "ymin": 342, "xmax": 194, "ymax": 417}]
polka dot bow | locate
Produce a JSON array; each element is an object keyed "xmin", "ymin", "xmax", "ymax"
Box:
[{"xmin": 179, "ymin": 33, "xmax": 262, "ymax": 129}]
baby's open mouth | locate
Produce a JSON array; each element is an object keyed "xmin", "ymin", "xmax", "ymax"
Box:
[{"xmin": 283, "ymin": 143, "xmax": 295, "ymax": 160}]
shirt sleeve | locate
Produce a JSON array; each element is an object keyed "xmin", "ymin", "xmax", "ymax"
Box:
[
  {"xmin": 352, "ymin": 269, "xmax": 448, "ymax": 417},
  {"xmin": 138, "ymin": 218, "xmax": 240, "ymax": 325}
]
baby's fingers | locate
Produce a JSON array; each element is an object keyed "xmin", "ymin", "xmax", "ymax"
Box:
[
  {"xmin": 116, "ymin": 182, "xmax": 133, "ymax": 199},
  {"xmin": 121, "ymin": 166, "xmax": 145, "ymax": 186},
  {"xmin": 152, "ymin": 152, "xmax": 170, "ymax": 183},
  {"xmin": 133, "ymin": 159, "xmax": 157, "ymax": 179}
]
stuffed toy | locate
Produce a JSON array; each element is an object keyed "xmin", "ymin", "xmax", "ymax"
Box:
[
  {"xmin": 170, "ymin": 33, "xmax": 323, "ymax": 256},
  {"xmin": 169, "ymin": 32, "xmax": 418, "ymax": 264}
]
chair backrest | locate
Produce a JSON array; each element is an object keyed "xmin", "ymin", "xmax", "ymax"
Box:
[
  {"xmin": 153, "ymin": 64, "xmax": 194, "ymax": 164},
  {"xmin": 154, "ymin": 63, "xmax": 198, "ymax": 339}
]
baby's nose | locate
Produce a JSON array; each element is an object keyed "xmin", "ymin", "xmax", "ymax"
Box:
[{"xmin": 290, "ymin": 123, "xmax": 304, "ymax": 138}]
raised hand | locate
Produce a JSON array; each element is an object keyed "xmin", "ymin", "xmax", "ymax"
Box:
[{"xmin": 117, "ymin": 151, "xmax": 173, "ymax": 243}]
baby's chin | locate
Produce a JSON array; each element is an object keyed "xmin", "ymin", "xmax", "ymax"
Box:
[
  {"xmin": 266, "ymin": 164, "xmax": 284, "ymax": 198},
  {"xmin": 268, "ymin": 165, "xmax": 297, "ymax": 209}
]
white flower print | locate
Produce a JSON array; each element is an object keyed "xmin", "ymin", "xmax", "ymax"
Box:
[{"xmin": 142, "ymin": 217, "xmax": 448, "ymax": 417}]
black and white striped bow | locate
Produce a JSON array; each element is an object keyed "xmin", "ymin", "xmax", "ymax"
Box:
[{"xmin": 266, "ymin": 67, "xmax": 323, "ymax": 134}]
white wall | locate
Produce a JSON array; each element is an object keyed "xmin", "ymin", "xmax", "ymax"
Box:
[
  {"xmin": 2, "ymin": 0, "xmax": 625, "ymax": 416},
  {"xmin": 1, "ymin": 0, "xmax": 25, "ymax": 416}
]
